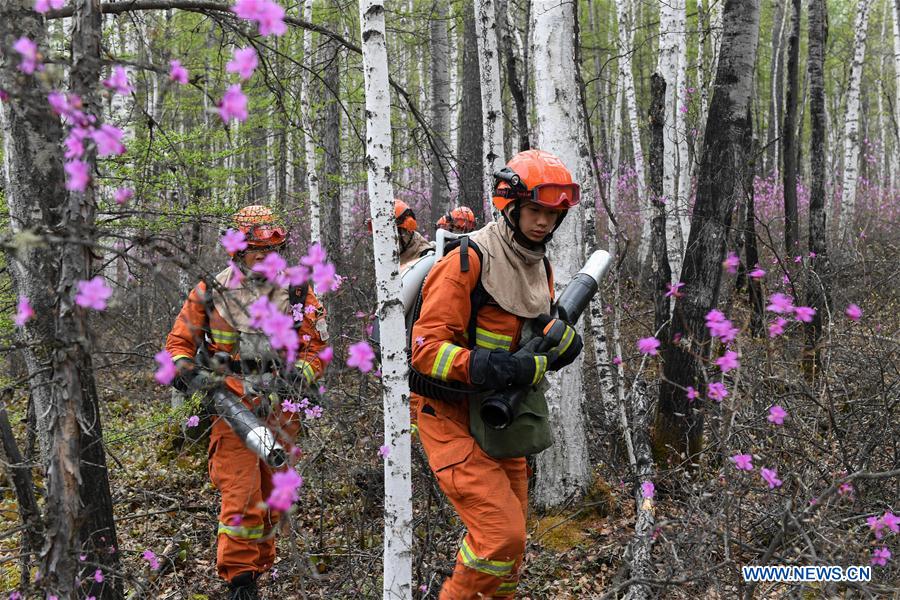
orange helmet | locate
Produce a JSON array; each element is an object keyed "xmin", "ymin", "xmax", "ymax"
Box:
[
  {"xmin": 233, "ymin": 205, "xmax": 287, "ymax": 250},
  {"xmin": 394, "ymin": 199, "xmax": 417, "ymax": 232},
  {"xmin": 492, "ymin": 150, "xmax": 581, "ymax": 212},
  {"xmin": 437, "ymin": 206, "xmax": 476, "ymax": 233}
]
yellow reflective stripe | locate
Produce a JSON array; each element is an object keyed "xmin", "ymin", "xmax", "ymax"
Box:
[
  {"xmin": 458, "ymin": 539, "xmax": 515, "ymax": 576},
  {"xmin": 431, "ymin": 343, "xmax": 464, "ymax": 381},
  {"xmin": 495, "ymin": 581, "xmax": 519, "ymax": 596},
  {"xmin": 294, "ymin": 360, "xmax": 316, "ymax": 384},
  {"xmin": 171, "ymin": 354, "xmax": 192, "ymax": 362},
  {"xmin": 474, "ymin": 327, "xmax": 513, "ymax": 350},
  {"xmin": 410, "ymin": 423, "xmax": 419, "ymax": 436},
  {"xmin": 532, "ymin": 355, "xmax": 548, "ymax": 385},
  {"xmin": 557, "ymin": 325, "xmax": 575, "ymax": 354},
  {"xmin": 217, "ymin": 522, "xmax": 264, "ymax": 539},
  {"xmin": 211, "ymin": 328, "xmax": 239, "ymax": 345}
]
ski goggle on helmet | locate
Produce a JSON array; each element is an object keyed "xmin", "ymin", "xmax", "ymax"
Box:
[{"xmin": 492, "ymin": 149, "xmax": 581, "ymax": 211}]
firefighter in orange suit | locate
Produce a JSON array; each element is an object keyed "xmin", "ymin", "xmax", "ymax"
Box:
[
  {"xmin": 166, "ymin": 205, "xmax": 327, "ymax": 599},
  {"xmin": 394, "ymin": 199, "xmax": 435, "ymax": 270},
  {"xmin": 436, "ymin": 206, "xmax": 477, "ymax": 234},
  {"xmin": 410, "ymin": 150, "xmax": 584, "ymax": 598}
]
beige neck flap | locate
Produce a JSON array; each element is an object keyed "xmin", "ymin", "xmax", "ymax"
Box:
[
  {"xmin": 399, "ymin": 230, "xmax": 435, "ymax": 270},
  {"xmin": 470, "ymin": 220, "xmax": 551, "ymax": 318},
  {"xmin": 211, "ymin": 265, "xmax": 292, "ymax": 333}
]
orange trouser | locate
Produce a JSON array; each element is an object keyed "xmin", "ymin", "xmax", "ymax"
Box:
[
  {"xmin": 415, "ymin": 394, "xmax": 528, "ymax": 599},
  {"xmin": 208, "ymin": 387, "xmax": 300, "ymax": 583}
]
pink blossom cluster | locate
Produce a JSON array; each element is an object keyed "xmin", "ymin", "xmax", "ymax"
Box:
[
  {"xmin": 266, "ymin": 468, "xmax": 303, "ymax": 511},
  {"xmin": 705, "ymin": 309, "xmax": 739, "ymax": 344},
  {"xmin": 232, "ymin": 0, "xmax": 287, "ymax": 37}
]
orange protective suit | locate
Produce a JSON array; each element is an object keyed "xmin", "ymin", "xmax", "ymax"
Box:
[
  {"xmin": 410, "ymin": 247, "xmax": 553, "ymax": 599},
  {"xmin": 166, "ymin": 279, "xmax": 327, "ymax": 583}
]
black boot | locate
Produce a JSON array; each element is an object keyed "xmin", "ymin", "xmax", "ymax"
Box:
[{"xmin": 228, "ymin": 572, "xmax": 259, "ymax": 600}]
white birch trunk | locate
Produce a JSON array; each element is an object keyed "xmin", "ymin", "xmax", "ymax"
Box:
[
  {"xmin": 359, "ymin": 1, "xmax": 412, "ymax": 597},
  {"xmin": 530, "ymin": 0, "xmax": 591, "ymax": 509},
  {"xmin": 652, "ymin": 0, "xmax": 688, "ymax": 281},
  {"xmin": 674, "ymin": 0, "xmax": 691, "ymax": 254},
  {"xmin": 302, "ymin": 0, "xmax": 321, "ymax": 243},
  {"xmin": 892, "ymin": 0, "xmax": 900, "ymax": 188},
  {"xmin": 610, "ymin": 78, "xmax": 624, "ymax": 260},
  {"xmin": 879, "ymin": 4, "xmax": 889, "ymax": 185},
  {"xmin": 449, "ymin": 12, "xmax": 460, "ymax": 177},
  {"xmin": 838, "ymin": 0, "xmax": 873, "ymax": 244},
  {"xmin": 474, "ymin": 0, "xmax": 505, "ymax": 215}
]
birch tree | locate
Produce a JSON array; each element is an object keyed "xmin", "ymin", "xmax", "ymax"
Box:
[
  {"xmin": 301, "ymin": 0, "xmax": 321, "ymax": 243},
  {"xmin": 359, "ymin": 0, "xmax": 412, "ymax": 596},
  {"xmin": 892, "ymin": 0, "xmax": 900, "ymax": 187},
  {"xmin": 430, "ymin": 0, "xmax": 452, "ymax": 215},
  {"xmin": 806, "ymin": 0, "xmax": 830, "ymax": 365},
  {"xmin": 458, "ymin": 1, "xmax": 485, "ymax": 215},
  {"xmin": 653, "ymin": 0, "xmax": 761, "ymax": 462},
  {"xmin": 837, "ymin": 0, "xmax": 873, "ymax": 245},
  {"xmin": 614, "ymin": 0, "xmax": 648, "ymax": 259},
  {"xmin": 783, "ymin": 0, "xmax": 801, "ymax": 253},
  {"xmin": 474, "ymin": 0, "xmax": 505, "ymax": 215},
  {"xmin": 530, "ymin": 0, "xmax": 592, "ymax": 509}
]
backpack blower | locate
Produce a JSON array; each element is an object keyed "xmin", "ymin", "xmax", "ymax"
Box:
[{"xmin": 479, "ymin": 249, "xmax": 612, "ymax": 429}]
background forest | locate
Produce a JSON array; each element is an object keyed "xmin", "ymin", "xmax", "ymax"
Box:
[{"xmin": 0, "ymin": 0, "xmax": 898, "ymax": 598}]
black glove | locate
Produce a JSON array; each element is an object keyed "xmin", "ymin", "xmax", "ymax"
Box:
[
  {"xmin": 173, "ymin": 359, "xmax": 198, "ymax": 393},
  {"xmin": 469, "ymin": 338, "xmax": 549, "ymax": 390},
  {"xmin": 534, "ymin": 315, "xmax": 583, "ymax": 371}
]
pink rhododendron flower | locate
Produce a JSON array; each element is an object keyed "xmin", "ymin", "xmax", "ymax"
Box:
[
  {"xmin": 845, "ymin": 304, "xmax": 862, "ymax": 321},
  {"xmin": 227, "ymin": 47, "xmax": 258, "ymax": 80},
  {"xmin": 154, "ymin": 350, "xmax": 176, "ymax": 385},
  {"xmin": 75, "ymin": 277, "xmax": 112, "ymax": 310},
  {"xmin": 707, "ymin": 381, "xmax": 728, "ymax": 402},
  {"xmin": 252, "ymin": 252, "xmax": 286, "ymax": 282},
  {"xmin": 34, "ymin": 0, "xmax": 65, "ymax": 14},
  {"xmin": 304, "ymin": 304, "xmax": 317, "ymax": 314},
  {"xmin": 103, "ymin": 66, "xmax": 133, "ymax": 95},
  {"xmin": 282, "ymin": 265, "xmax": 310, "ymax": 287},
  {"xmin": 256, "ymin": 0, "xmax": 286, "ymax": 35},
  {"xmin": 760, "ymin": 467, "xmax": 782, "ymax": 489},
  {"xmin": 226, "ymin": 261, "xmax": 244, "ymax": 289},
  {"xmin": 706, "ymin": 309, "xmax": 726, "ymax": 324},
  {"xmin": 114, "ymin": 188, "xmax": 133, "ymax": 205},
  {"xmin": 768, "ymin": 317, "xmax": 788, "ymax": 338},
  {"xmin": 415, "ymin": 336, "xmax": 425, "ymax": 347},
  {"xmin": 686, "ymin": 386, "xmax": 699, "ymax": 402},
  {"xmin": 64, "ymin": 160, "xmax": 90, "ymax": 191},
  {"xmin": 218, "ymin": 84, "xmax": 248, "ymax": 122},
  {"xmin": 641, "ymin": 481, "xmax": 654, "ymax": 499},
  {"xmin": 665, "ymin": 281, "xmax": 684, "ymax": 298},
  {"xmin": 312, "ymin": 262, "xmax": 339, "ymax": 292},
  {"xmin": 637, "ymin": 337, "xmax": 660, "ymax": 356},
  {"xmin": 767, "ymin": 405, "xmax": 787, "ymax": 425},
  {"xmin": 186, "ymin": 415, "xmax": 200, "ymax": 428},
  {"xmin": 882, "ymin": 511, "xmax": 899, "ymax": 533},
  {"xmin": 220, "ymin": 228, "xmax": 248, "ymax": 254},
  {"xmin": 723, "ymin": 251, "xmax": 740, "ymax": 274},
  {"xmin": 142, "ymin": 549, "xmax": 160, "ymax": 570},
  {"xmin": 871, "ymin": 547, "xmax": 891, "ymax": 566},
  {"xmin": 266, "ymin": 468, "xmax": 303, "ymax": 511},
  {"xmin": 378, "ymin": 444, "xmax": 390, "ymax": 458},
  {"xmin": 612, "ymin": 356, "xmax": 622, "ymax": 365},
  {"xmin": 868, "ymin": 515, "xmax": 886, "ymax": 539},
  {"xmin": 64, "ymin": 127, "xmax": 88, "ymax": 159},
  {"xmin": 281, "ymin": 399, "xmax": 298, "ymax": 413},
  {"xmin": 706, "ymin": 310, "xmax": 739, "ymax": 344},
  {"xmin": 793, "ymin": 306, "xmax": 816, "ymax": 323},
  {"xmin": 715, "ymin": 350, "xmax": 740, "ymax": 373},
  {"xmin": 318, "ymin": 346, "xmax": 333, "ymax": 363},
  {"xmin": 347, "ymin": 341, "xmax": 375, "ymax": 373},
  {"xmin": 767, "ymin": 293, "xmax": 794, "ymax": 314},
  {"xmin": 92, "ymin": 124, "xmax": 126, "ymax": 156},
  {"xmin": 14, "ymin": 296, "xmax": 34, "ymax": 327},
  {"xmin": 13, "ymin": 37, "xmax": 41, "ymax": 74},
  {"xmin": 749, "ymin": 267, "xmax": 766, "ymax": 278},
  {"xmin": 94, "ymin": 569, "xmax": 104, "ymax": 583},
  {"xmin": 169, "ymin": 59, "xmax": 188, "ymax": 84},
  {"xmin": 838, "ymin": 482, "xmax": 854, "ymax": 497},
  {"xmin": 304, "ymin": 405, "xmax": 322, "ymax": 419},
  {"xmin": 730, "ymin": 454, "xmax": 753, "ymax": 471}
]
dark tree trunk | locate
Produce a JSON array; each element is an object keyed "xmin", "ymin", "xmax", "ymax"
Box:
[
  {"xmin": 805, "ymin": 0, "xmax": 830, "ymax": 372},
  {"xmin": 498, "ymin": 0, "xmax": 529, "ymax": 151},
  {"xmin": 458, "ymin": 0, "xmax": 485, "ymax": 213},
  {"xmin": 782, "ymin": 0, "xmax": 801, "ymax": 253},
  {"xmin": 429, "ymin": 0, "xmax": 452, "ymax": 215},
  {"xmin": 766, "ymin": 0, "xmax": 786, "ymax": 173},
  {"xmin": 320, "ymin": 33, "xmax": 342, "ymax": 266},
  {"xmin": 653, "ymin": 0, "xmax": 761, "ymax": 464},
  {"xmin": 742, "ymin": 107, "xmax": 765, "ymax": 335},
  {"xmin": 649, "ymin": 74, "xmax": 672, "ymax": 338}
]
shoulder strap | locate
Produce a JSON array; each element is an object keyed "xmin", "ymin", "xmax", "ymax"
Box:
[{"xmin": 288, "ymin": 282, "xmax": 310, "ymax": 307}]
